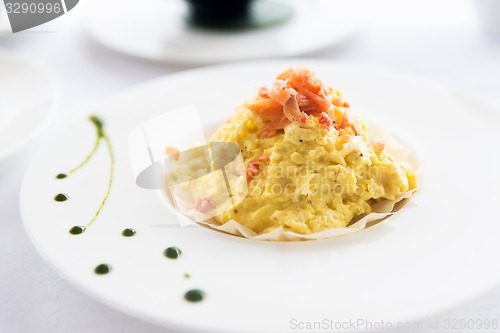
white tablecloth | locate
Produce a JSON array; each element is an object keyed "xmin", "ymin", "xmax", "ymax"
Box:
[{"xmin": 1, "ymin": 0, "xmax": 500, "ymax": 332}]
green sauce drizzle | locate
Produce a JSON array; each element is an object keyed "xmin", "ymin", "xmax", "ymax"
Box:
[
  {"xmin": 67, "ymin": 116, "xmax": 105, "ymax": 175},
  {"xmin": 56, "ymin": 115, "xmax": 114, "ymax": 235},
  {"xmin": 94, "ymin": 264, "xmax": 112, "ymax": 275},
  {"xmin": 122, "ymin": 228, "xmax": 136, "ymax": 237},
  {"xmin": 85, "ymin": 118, "xmax": 114, "ymax": 228},
  {"xmin": 184, "ymin": 289, "xmax": 205, "ymax": 302},
  {"xmin": 89, "ymin": 115, "xmax": 104, "ymax": 138},
  {"xmin": 69, "ymin": 226, "xmax": 86, "ymax": 235},
  {"xmin": 54, "ymin": 193, "xmax": 68, "ymax": 202},
  {"xmin": 164, "ymin": 247, "xmax": 182, "ymax": 259}
]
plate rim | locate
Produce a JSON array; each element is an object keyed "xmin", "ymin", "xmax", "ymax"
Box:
[{"xmin": 83, "ymin": 0, "xmax": 364, "ymax": 65}]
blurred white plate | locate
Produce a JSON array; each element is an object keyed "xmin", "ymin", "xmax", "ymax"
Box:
[
  {"xmin": 0, "ymin": 5, "xmax": 12, "ymax": 35},
  {"xmin": 21, "ymin": 60, "xmax": 500, "ymax": 332},
  {"xmin": 85, "ymin": 0, "xmax": 362, "ymax": 65},
  {"xmin": 0, "ymin": 49, "xmax": 54, "ymax": 161}
]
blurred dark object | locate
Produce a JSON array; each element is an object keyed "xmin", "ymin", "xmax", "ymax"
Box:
[{"xmin": 185, "ymin": 0, "xmax": 253, "ymax": 28}]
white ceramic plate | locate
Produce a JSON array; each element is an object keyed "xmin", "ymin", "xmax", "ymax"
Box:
[
  {"xmin": 21, "ymin": 60, "xmax": 500, "ymax": 333},
  {"xmin": 0, "ymin": 48, "xmax": 54, "ymax": 161},
  {"xmin": 85, "ymin": 0, "xmax": 362, "ymax": 65}
]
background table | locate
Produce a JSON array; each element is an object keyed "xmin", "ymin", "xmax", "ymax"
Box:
[{"xmin": 1, "ymin": 0, "xmax": 500, "ymax": 332}]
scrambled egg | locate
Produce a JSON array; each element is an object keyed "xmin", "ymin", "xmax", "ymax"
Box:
[
  {"xmin": 213, "ymin": 108, "xmax": 416, "ymax": 234},
  {"xmin": 211, "ymin": 66, "xmax": 417, "ymax": 235},
  {"xmin": 169, "ymin": 67, "xmax": 417, "ymax": 236}
]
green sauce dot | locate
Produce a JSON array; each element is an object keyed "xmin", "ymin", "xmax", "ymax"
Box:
[
  {"xmin": 94, "ymin": 264, "xmax": 111, "ymax": 275},
  {"xmin": 69, "ymin": 226, "xmax": 86, "ymax": 235},
  {"xmin": 184, "ymin": 289, "xmax": 205, "ymax": 302},
  {"xmin": 184, "ymin": 273, "xmax": 191, "ymax": 279},
  {"xmin": 164, "ymin": 247, "xmax": 182, "ymax": 259},
  {"xmin": 121, "ymin": 228, "xmax": 136, "ymax": 237},
  {"xmin": 54, "ymin": 193, "xmax": 69, "ymax": 202},
  {"xmin": 56, "ymin": 173, "xmax": 67, "ymax": 179}
]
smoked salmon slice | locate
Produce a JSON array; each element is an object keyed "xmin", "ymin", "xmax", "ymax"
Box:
[{"xmin": 246, "ymin": 67, "xmax": 355, "ymax": 138}]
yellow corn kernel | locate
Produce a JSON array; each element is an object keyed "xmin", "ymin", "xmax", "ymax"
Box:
[
  {"xmin": 408, "ymin": 174, "xmax": 418, "ymax": 190},
  {"xmin": 245, "ymin": 120, "xmax": 257, "ymax": 132},
  {"xmin": 334, "ymin": 108, "xmax": 344, "ymax": 125}
]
